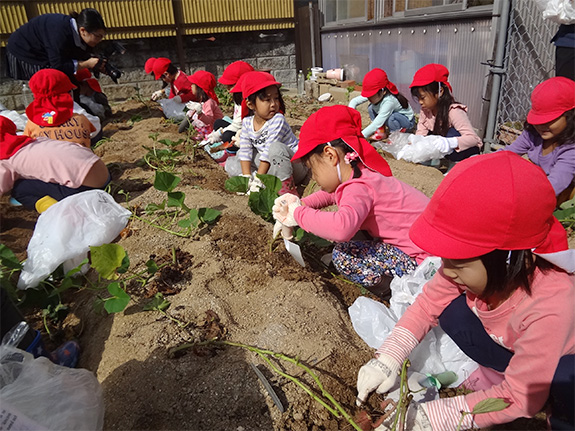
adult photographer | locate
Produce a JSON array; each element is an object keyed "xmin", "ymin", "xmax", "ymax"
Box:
[{"xmin": 6, "ymin": 8, "xmax": 106, "ymax": 82}]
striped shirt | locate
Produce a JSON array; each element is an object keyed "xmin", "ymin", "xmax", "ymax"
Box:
[{"xmin": 238, "ymin": 113, "xmax": 298, "ymax": 162}]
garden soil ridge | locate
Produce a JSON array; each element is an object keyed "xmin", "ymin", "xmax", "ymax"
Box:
[{"xmin": 1, "ymin": 97, "xmax": 564, "ymax": 430}]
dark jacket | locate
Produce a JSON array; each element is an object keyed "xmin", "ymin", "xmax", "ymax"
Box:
[{"xmin": 7, "ymin": 13, "xmax": 92, "ymax": 79}]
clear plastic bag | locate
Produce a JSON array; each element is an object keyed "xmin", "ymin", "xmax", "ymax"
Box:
[
  {"xmin": 535, "ymin": 0, "xmax": 575, "ymax": 24},
  {"xmin": 0, "ymin": 322, "xmax": 104, "ymax": 430},
  {"xmin": 348, "ymin": 257, "xmax": 478, "ymax": 387},
  {"xmin": 157, "ymin": 98, "xmax": 187, "ymax": 120},
  {"xmin": 375, "ymin": 132, "xmax": 445, "ymax": 163},
  {"xmin": 18, "ymin": 190, "xmax": 131, "ymax": 289}
]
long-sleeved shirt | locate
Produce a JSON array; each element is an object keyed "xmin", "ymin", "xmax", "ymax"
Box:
[
  {"xmin": 416, "ymin": 103, "xmax": 482, "ymax": 151},
  {"xmin": 238, "ymin": 113, "xmax": 298, "ymax": 163},
  {"xmin": 170, "ymin": 71, "xmax": 197, "ymax": 104},
  {"xmin": 502, "ymin": 130, "xmax": 575, "ymax": 196},
  {"xmin": 7, "ymin": 14, "xmax": 92, "ymax": 80},
  {"xmin": 294, "ymin": 165, "xmax": 430, "ymax": 263},
  {"xmin": 349, "ymin": 94, "xmax": 414, "ymax": 138},
  {"xmin": 221, "ymin": 103, "xmax": 243, "ymax": 135},
  {"xmin": 396, "ymin": 267, "xmax": 575, "ymax": 428}
]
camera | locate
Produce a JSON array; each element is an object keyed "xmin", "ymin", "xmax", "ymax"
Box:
[{"xmin": 92, "ymin": 41, "xmax": 126, "ymax": 84}]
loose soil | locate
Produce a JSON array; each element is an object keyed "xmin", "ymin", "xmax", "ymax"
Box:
[{"xmin": 2, "ymin": 95, "xmax": 567, "ymax": 431}]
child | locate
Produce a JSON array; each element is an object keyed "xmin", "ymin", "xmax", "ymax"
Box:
[
  {"xmin": 224, "ymin": 71, "xmax": 304, "ymax": 195},
  {"xmin": 24, "ymin": 68, "xmax": 95, "ymax": 148},
  {"xmin": 181, "ymin": 70, "xmax": 223, "ymax": 139},
  {"xmin": 349, "ymin": 68, "xmax": 415, "ymax": 140},
  {"xmin": 410, "ymin": 63, "xmax": 482, "ymax": 163},
  {"xmin": 1, "ymin": 117, "xmax": 109, "ymax": 213},
  {"xmin": 272, "ymin": 105, "xmax": 431, "ymax": 300},
  {"xmin": 74, "ymin": 68, "xmax": 112, "ymax": 120},
  {"xmin": 207, "ymin": 60, "xmax": 254, "ymax": 148},
  {"xmin": 503, "ymin": 77, "xmax": 575, "ymax": 206},
  {"xmin": 356, "ymin": 151, "xmax": 574, "ymax": 430},
  {"xmin": 149, "ymin": 57, "xmax": 196, "ymax": 103}
]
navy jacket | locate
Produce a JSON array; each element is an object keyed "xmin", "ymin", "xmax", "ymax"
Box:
[{"xmin": 7, "ymin": 13, "xmax": 92, "ymax": 79}]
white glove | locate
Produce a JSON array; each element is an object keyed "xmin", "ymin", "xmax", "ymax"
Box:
[
  {"xmin": 207, "ymin": 129, "xmax": 222, "ymax": 144},
  {"xmin": 431, "ymin": 136, "xmax": 458, "ymax": 154},
  {"xmin": 272, "ymin": 194, "xmax": 301, "ymax": 227},
  {"xmin": 356, "ymin": 354, "xmax": 401, "ymax": 406},
  {"xmin": 151, "ymin": 90, "xmax": 164, "ymax": 101},
  {"xmin": 186, "ymin": 101, "xmax": 202, "ymax": 114},
  {"xmin": 231, "ymin": 130, "xmax": 241, "ymax": 145},
  {"xmin": 172, "ymin": 95, "xmax": 182, "ymax": 104},
  {"xmin": 273, "ymin": 221, "xmax": 294, "ymax": 240},
  {"xmin": 374, "ymin": 403, "xmax": 433, "ymax": 431},
  {"xmin": 247, "ymin": 175, "xmax": 265, "ymax": 195}
]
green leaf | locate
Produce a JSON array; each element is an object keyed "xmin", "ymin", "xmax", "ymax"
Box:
[
  {"xmin": 248, "ymin": 187, "xmax": 278, "ymax": 222},
  {"xmin": 0, "ymin": 244, "xmax": 22, "ymax": 270},
  {"xmin": 104, "ymin": 282, "xmax": 131, "ymax": 313},
  {"xmin": 198, "ymin": 208, "xmax": 221, "ymax": 224},
  {"xmin": 256, "ymin": 173, "xmax": 282, "ymax": 194},
  {"xmin": 117, "ymin": 253, "xmax": 130, "ymax": 274},
  {"xmin": 145, "ymin": 259, "xmax": 159, "ymax": 275},
  {"xmin": 143, "ymin": 292, "xmax": 171, "ymax": 312},
  {"xmin": 158, "ymin": 138, "xmax": 184, "ymax": 148},
  {"xmin": 90, "ymin": 244, "xmax": 127, "ymax": 280},
  {"xmin": 471, "ymin": 398, "xmax": 510, "ymax": 414},
  {"xmin": 224, "ymin": 176, "xmax": 249, "ymax": 193},
  {"xmin": 65, "ymin": 258, "xmax": 89, "ymax": 277},
  {"xmin": 167, "ymin": 191, "xmax": 185, "ymax": 208},
  {"xmin": 177, "ymin": 218, "xmax": 193, "ymax": 228},
  {"xmin": 145, "ymin": 202, "xmax": 165, "ymax": 213},
  {"xmin": 154, "ymin": 171, "xmax": 181, "ymax": 192}
]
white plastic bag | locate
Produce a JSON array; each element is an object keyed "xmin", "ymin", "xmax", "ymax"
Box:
[
  {"xmin": 0, "ymin": 323, "xmax": 104, "ymax": 431},
  {"xmin": 158, "ymin": 98, "xmax": 187, "ymax": 120},
  {"xmin": 375, "ymin": 132, "xmax": 445, "ymax": 163},
  {"xmin": 18, "ymin": 190, "xmax": 131, "ymax": 289},
  {"xmin": 535, "ymin": 0, "xmax": 575, "ymax": 24},
  {"xmin": 349, "ymin": 257, "xmax": 478, "ymax": 387}
]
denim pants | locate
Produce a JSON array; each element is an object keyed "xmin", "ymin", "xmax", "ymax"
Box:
[
  {"xmin": 439, "ymin": 295, "xmax": 574, "ymax": 430},
  {"xmin": 368, "ymin": 105, "xmax": 415, "ymax": 132}
]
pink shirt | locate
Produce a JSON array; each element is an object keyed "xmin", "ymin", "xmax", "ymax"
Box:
[
  {"xmin": 396, "ymin": 267, "xmax": 575, "ymax": 427},
  {"xmin": 294, "ymin": 165, "xmax": 430, "ymax": 263},
  {"xmin": 416, "ymin": 103, "xmax": 482, "ymax": 151}
]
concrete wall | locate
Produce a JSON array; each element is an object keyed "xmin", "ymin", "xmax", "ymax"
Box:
[{"xmin": 0, "ymin": 29, "xmax": 296, "ymax": 111}]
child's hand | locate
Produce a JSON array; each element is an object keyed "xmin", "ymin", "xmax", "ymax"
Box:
[
  {"xmin": 151, "ymin": 90, "xmax": 164, "ymax": 101},
  {"xmin": 207, "ymin": 129, "xmax": 222, "ymax": 144},
  {"xmin": 272, "ymin": 194, "xmax": 301, "ymax": 227},
  {"xmin": 185, "ymin": 101, "xmax": 202, "ymax": 114},
  {"xmin": 247, "ymin": 175, "xmax": 265, "ymax": 195},
  {"xmin": 431, "ymin": 136, "xmax": 458, "ymax": 154}
]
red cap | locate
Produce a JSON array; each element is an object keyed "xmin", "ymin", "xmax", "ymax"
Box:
[
  {"xmin": 239, "ymin": 71, "xmax": 280, "ymax": 99},
  {"xmin": 527, "ymin": 77, "xmax": 575, "ymax": 125},
  {"xmin": 0, "ymin": 116, "xmax": 34, "ymax": 160},
  {"xmin": 230, "ymin": 73, "xmax": 247, "ymax": 94},
  {"xmin": 409, "ymin": 151, "xmax": 566, "ymax": 259},
  {"xmin": 410, "ymin": 64, "xmax": 452, "ymax": 93},
  {"xmin": 75, "ymin": 68, "xmax": 102, "ymax": 93},
  {"xmin": 189, "ymin": 70, "xmax": 219, "ymax": 104},
  {"xmin": 292, "ymin": 105, "xmax": 393, "ymax": 177},
  {"xmin": 219, "ymin": 61, "xmax": 254, "ymax": 85},
  {"xmin": 361, "ymin": 68, "xmax": 398, "ymax": 97},
  {"xmin": 153, "ymin": 57, "xmax": 172, "ymax": 80},
  {"xmin": 145, "ymin": 57, "xmax": 157, "ymax": 74},
  {"xmin": 26, "ymin": 69, "xmax": 75, "ymax": 127}
]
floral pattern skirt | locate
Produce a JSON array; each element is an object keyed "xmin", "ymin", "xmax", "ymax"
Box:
[{"xmin": 332, "ymin": 240, "xmax": 417, "ymax": 287}]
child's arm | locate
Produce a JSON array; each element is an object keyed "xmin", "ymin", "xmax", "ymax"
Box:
[
  {"xmin": 301, "ymin": 190, "xmax": 336, "ymax": 209},
  {"xmin": 362, "ymin": 98, "xmax": 397, "ymax": 138},
  {"xmin": 546, "ymin": 146, "xmax": 575, "ymax": 195},
  {"xmin": 502, "ymin": 130, "xmax": 536, "ymax": 156},
  {"xmin": 237, "ymin": 118, "xmax": 254, "ymax": 175},
  {"xmin": 415, "ymin": 109, "xmax": 431, "ymax": 136},
  {"xmin": 259, "ymin": 114, "xmax": 297, "ymax": 163},
  {"xmin": 196, "ymin": 99, "xmax": 217, "ymax": 126},
  {"xmin": 448, "ymin": 107, "xmax": 482, "ymax": 150},
  {"xmin": 348, "ymin": 95, "xmax": 368, "ymax": 110},
  {"xmin": 222, "ymin": 104, "xmax": 243, "ymax": 134}
]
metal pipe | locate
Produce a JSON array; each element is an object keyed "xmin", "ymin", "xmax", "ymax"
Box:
[
  {"xmin": 484, "ymin": 0, "xmax": 511, "ymax": 152},
  {"xmin": 309, "ymin": 1, "xmax": 316, "ymax": 67}
]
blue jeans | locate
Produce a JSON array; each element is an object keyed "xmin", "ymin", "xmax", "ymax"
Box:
[
  {"xmin": 367, "ymin": 105, "xmax": 415, "ymax": 132},
  {"xmin": 439, "ymin": 295, "xmax": 574, "ymax": 429}
]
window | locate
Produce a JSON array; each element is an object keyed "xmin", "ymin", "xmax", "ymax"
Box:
[
  {"xmin": 382, "ymin": 0, "xmax": 493, "ymax": 18},
  {"xmin": 322, "ymin": 0, "xmax": 370, "ymax": 24}
]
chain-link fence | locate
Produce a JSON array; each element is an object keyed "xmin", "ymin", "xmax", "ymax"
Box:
[{"xmin": 495, "ymin": 0, "xmax": 556, "ymax": 145}]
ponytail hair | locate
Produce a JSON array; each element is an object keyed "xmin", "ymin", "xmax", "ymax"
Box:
[
  {"xmin": 299, "ymin": 138, "xmax": 362, "ymax": 179},
  {"xmin": 71, "ymin": 8, "xmax": 106, "ymax": 32},
  {"xmin": 411, "ymin": 82, "xmax": 456, "ymax": 137}
]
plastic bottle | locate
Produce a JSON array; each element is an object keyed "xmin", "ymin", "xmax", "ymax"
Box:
[{"xmin": 297, "ymin": 70, "xmax": 304, "ymax": 96}]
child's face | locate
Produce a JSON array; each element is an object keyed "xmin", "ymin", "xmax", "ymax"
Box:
[
  {"xmin": 306, "ymin": 147, "xmax": 342, "ymax": 193},
  {"xmin": 415, "ymin": 88, "xmax": 439, "ymax": 112},
  {"xmin": 367, "ymin": 90, "xmax": 384, "ymax": 105},
  {"xmin": 249, "ymin": 85, "xmax": 280, "ymax": 121},
  {"xmin": 162, "ymin": 72, "xmax": 175, "ymax": 84},
  {"xmin": 191, "ymin": 83, "xmax": 198, "ymax": 95},
  {"xmin": 533, "ymin": 114, "xmax": 567, "ymax": 142},
  {"xmin": 441, "ymin": 258, "xmax": 487, "ymax": 296}
]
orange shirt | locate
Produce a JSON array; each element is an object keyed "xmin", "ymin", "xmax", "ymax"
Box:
[{"xmin": 24, "ymin": 113, "xmax": 96, "ymax": 148}]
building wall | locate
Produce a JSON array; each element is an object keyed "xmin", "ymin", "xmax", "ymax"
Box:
[{"xmin": 0, "ymin": 29, "xmax": 296, "ymax": 110}]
